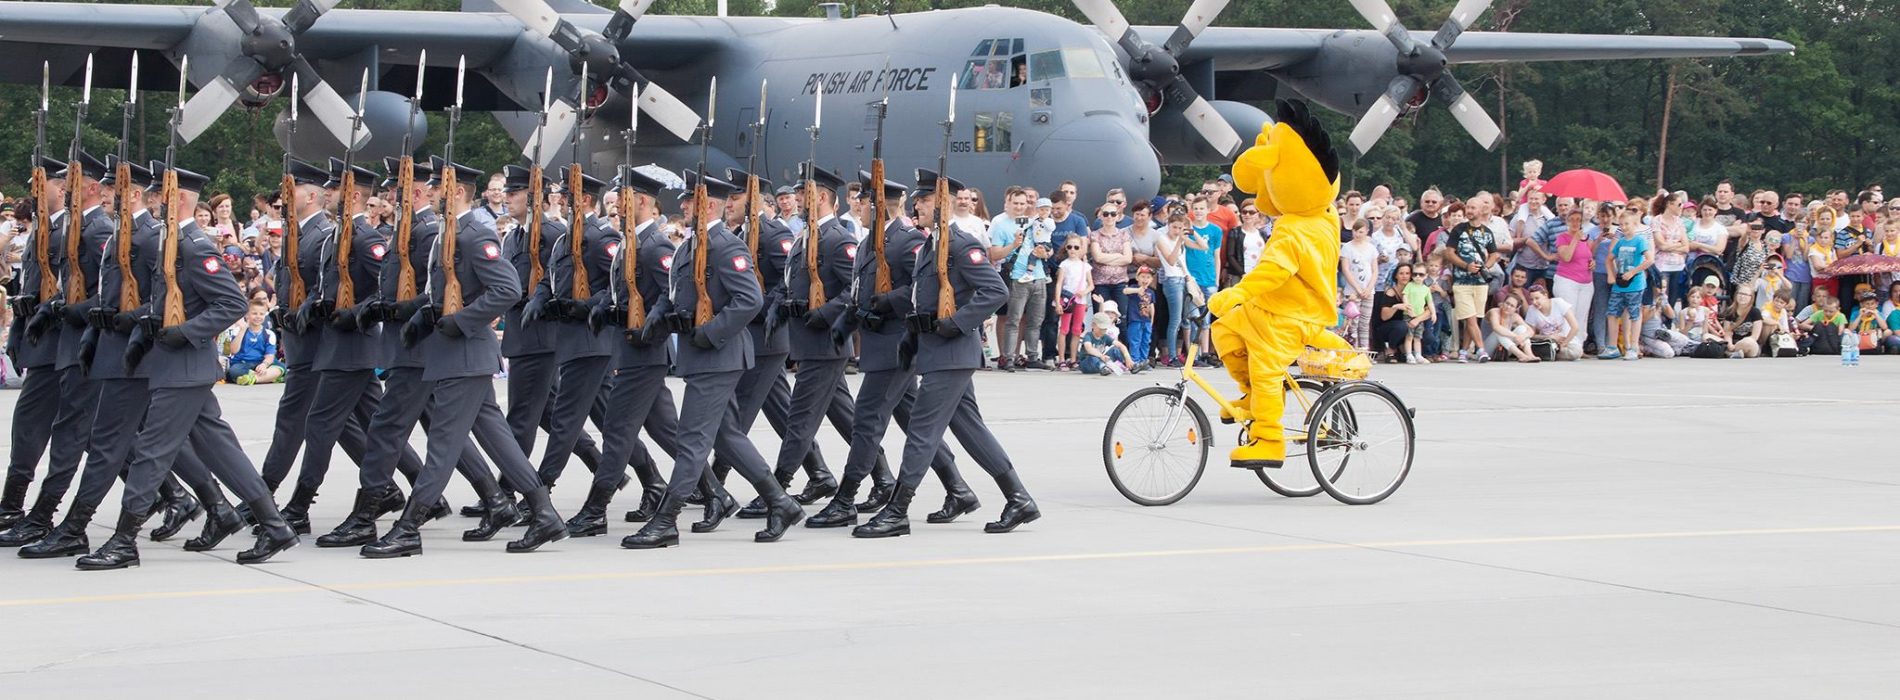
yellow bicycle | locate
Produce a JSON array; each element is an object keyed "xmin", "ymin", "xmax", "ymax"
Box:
[{"xmin": 1103, "ymin": 345, "xmax": 1415, "ymax": 506}]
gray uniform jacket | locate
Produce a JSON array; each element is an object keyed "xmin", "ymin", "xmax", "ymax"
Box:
[
  {"xmin": 500, "ymin": 214, "xmax": 565, "ymax": 358},
  {"xmin": 378, "ymin": 207, "xmax": 441, "ymax": 369},
  {"xmin": 782, "ymin": 215, "xmax": 857, "ymax": 362},
  {"xmin": 910, "ymin": 225, "xmax": 1007, "ymax": 372},
  {"xmin": 537, "ymin": 213, "xmax": 619, "ymax": 362},
  {"xmin": 275, "ymin": 210, "xmax": 333, "ymax": 370},
  {"xmin": 609, "ymin": 220, "xmax": 676, "ymax": 370},
  {"xmin": 653, "ymin": 222, "xmax": 760, "ymax": 376},
  {"xmin": 145, "ymin": 222, "xmax": 247, "ymax": 390},
  {"xmin": 91, "ymin": 210, "xmax": 162, "ymax": 380},
  {"xmin": 419, "ymin": 211, "xmax": 520, "ymax": 382},
  {"xmin": 743, "ymin": 215, "xmax": 793, "ymax": 356},
  {"xmin": 57, "ymin": 205, "xmax": 116, "ymax": 370},
  {"xmin": 8, "ymin": 212, "xmax": 63, "ymax": 368},
  {"xmin": 848, "ymin": 218, "xmax": 926, "ymax": 374},
  {"xmin": 313, "ymin": 213, "xmax": 388, "ymax": 372}
]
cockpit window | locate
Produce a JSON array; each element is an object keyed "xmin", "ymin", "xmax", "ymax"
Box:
[
  {"xmin": 963, "ymin": 38, "xmax": 1029, "ymax": 90},
  {"xmin": 1064, "ymin": 48, "xmax": 1107, "ymax": 79},
  {"xmin": 1028, "ymin": 50, "xmax": 1064, "ymax": 82}
]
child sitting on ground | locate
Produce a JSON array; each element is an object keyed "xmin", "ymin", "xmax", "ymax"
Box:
[
  {"xmin": 224, "ymin": 300, "xmax": 286, "ymax": 385},
  {"xmin": 1802, "ymin": 296, "xmax": 1846, "ymax": 355},
  {"xmin": 1078, "ymin": 312, "xmax": 1140, "ymax": 376}
]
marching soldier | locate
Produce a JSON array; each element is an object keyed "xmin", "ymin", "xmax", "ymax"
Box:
[
  {"xmin": 853, "ymin": 170, "xmax": 1039, "ymax": 538},
  {"xmin": 258, "ymin": 159, "xmax": 335, "ymax": 527},
  {"xmin": 524, "ymin": 171, "xmax": 621, "ymax": 490},
  {"xmin": 0, "ymin": 156, "xmax": 73, "ymax": 545},
  {"xmin": 761, "ymin": 164, "xmax": 856, "ymax": 509},
  {"xmin": 622, "ymin": 172, "xmax": 803, "ymax": 549},
  {"xmin": 78, "ymin": 164, "xmax": 300, "ymax": 569},
  {"xmin": 359, "ymin": 160, "xmax": 567, "ymax": 557},
  {"xmin": 563, "ymin": 169, "xmax": 687, "ymax": 537},
  {"xmin": 808, "ymin": 173, "xmax": 978, "ymax": 528}
]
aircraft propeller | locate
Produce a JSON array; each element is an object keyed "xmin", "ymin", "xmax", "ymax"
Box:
[
  {"xmin": 1072, "ymin": 0, "xmax": 1242, "ymax": 160},
  {"xmin": 1343, "ymin": 0, "xmax": 1503, "ymax": 155},
  {"xmin": 493, "ymin": 0, "xmax": 701, "ymax": 162},
  {"xmin": 177, "ymin": 0, "xmax": 368, "ymax": 149}
]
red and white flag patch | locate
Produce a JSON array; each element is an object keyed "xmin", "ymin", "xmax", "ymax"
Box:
[
  {"xmin": 202, "ymin": 256, "xmax": 222, "ymax": 274},
  {"xmin": 369, "ymin": 243, "xmax": 387, "ymax": 260},
  {"xmin": 605, "ymin": 241, "xmax": 620, "ymax": 257},
  {"xmin": 732, "ymin": 256, "xmax": 750, "ymax": 272},
  {"xmin": 844, "ymin": 244, "xmax": 858, "ymax": 260},
  {"xmin": 660, "ymin": 255, "xmax": 674, "ymax": 271},
  {"xmin": 966, "ymin": 248, "xmax": 986, "ymax": 265},
  {"xmin": 482, "ymin": 242, "xmax": 501, "ymax": 260},
  {"xmin": 780, "ymin": 239, "xmax": 794, "ymax": 253}
]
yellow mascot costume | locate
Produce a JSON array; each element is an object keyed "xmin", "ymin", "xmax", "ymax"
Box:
[{"xmin": 1207, "ymin": 100, "xmax": 1354, "ymax": 468}]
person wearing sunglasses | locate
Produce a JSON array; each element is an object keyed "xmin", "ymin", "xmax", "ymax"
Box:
[{"xmin": 1051, "ymin": 236, "xmax": 1095, "ymax": 369}]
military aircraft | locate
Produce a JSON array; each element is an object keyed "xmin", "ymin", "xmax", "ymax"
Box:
[{"xmin": 0, "ymin": 0, "xmax": 1791, "ymax": 205}]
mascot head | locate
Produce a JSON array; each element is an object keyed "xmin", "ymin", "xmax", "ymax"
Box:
[{"xmin": 1229, "ymin": 100, "xmax": 1341, "ymax": 218}]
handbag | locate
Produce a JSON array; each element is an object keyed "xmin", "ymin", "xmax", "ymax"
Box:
[
  {"xmin": 1768, "ymin": 331, "xmax": 1798, "ymax": 357},
  {"xmin": 1691, "ymin": 339, "xmax": 1729, "ymax": 359},
  {"xmin": 1529, "ymin": 338, "xmax": 1557, "ymax": 362}
]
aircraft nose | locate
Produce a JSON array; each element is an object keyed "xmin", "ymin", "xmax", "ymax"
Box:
[{"xmin": 1029, "ymin": 115, "xmax": 1160, "ymax": 207}]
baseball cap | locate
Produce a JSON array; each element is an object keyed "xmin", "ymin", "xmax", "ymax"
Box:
[
  {"xmin": 1702, "ymin": 276, "xmax": 1720, "ymax": 286},
  {"xmin": 1035, "ymin": 197, "xmax": 1051, "ymax": 209}
]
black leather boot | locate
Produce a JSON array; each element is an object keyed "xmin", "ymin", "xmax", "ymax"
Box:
[
  {"xmin": 506, "ymin": 487, "xmax": 567, "ymax": 553},
  {"xmin": 19, "ymin": 505, "xmax": 94, "ymax": 558},
  {"xmin": 565, "ymin": 481, "xmax": 616, "ymax": 538},
  {"xmin": 793, "ymin": 470, "xmax": 838, "ymax": 505},
  {"xmin": 984, "ymin": 470, "xmax": 1041, "ymax": 534},
  {"xmin": 857, "ymin": 458, "xmax": 895, "ymax": 510},
  {"xmin": 76, "ymin": 511, "xmax": 149, "ymax": 571},
  {"xmin": 852, "ymin": 485, "xmax": 914, "ymax": 539},
  {"xmin": 316, "ymin": 488, "xmax": 389, "ymax": 548},
  {"xmin": 360, "ymin": 507, "xmax": 425, "ymax": 558},
  {"xmin": 0, "ymin": 475, "xmax": 29, "ymax": 529},
  {"xmin": 459, "ymin": 500, "xmax": 488, "ymax": 518},
  {"xmin": 927, "ymin": 485, "xmax": 982, "ymax": 524},
  {"xmin": 279, "ymin": 483, "xmax": 318, "ymax": 535},
  {"xmin": 755, "ymin": 494, "xmax": 805, "ymax": 543},
  {"xmin": 624, "ymin": 483, "xmax": 666, "ymax": 523},
  {"xmin": 736, "ymin": 495, "xmax": 771, "ymax": 519},
  {"xmin": 622, "ymin": 496, "xmax": 681, "ymax": 549},
  {"xmin": 806, "ymin": 479, "xmax": 861, "ymax": 528},
  {"xmin": 0, "ymin": 503, "xmax": 54, "ymax": 548},
  {"xmin": 691, "ymin": 490, "xmax": 740, "ymax": 534},
  {"xmin": 184, "ymin": 501, "xmax": 243, "ymax": 552},
  {"xmin": 463, "ymin": 489, "xmax": 521, "ymax": 542},
  {"xmin": 150, "ymin": 481, "xmax": 202, "ymax": 542},
  {"xmin": 374, "ymin": 487, "xmax": 408, "ymax": 518},
  {"xmin": 239, "ymin": 501, "xmax": 301, "ymax": 564},
  {"xmin": 428, "ymin": 497, "xmax": 453, "ymax": 521}
]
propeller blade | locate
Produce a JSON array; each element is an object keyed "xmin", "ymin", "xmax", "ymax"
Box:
[
  {"xmin": 1174, "ymin": 87, "xmax": 1242, "ymax": 159},
  {"xmin": 493, "ymin": 0, "xmax": 588, "ymax": 57},
  {"xmin": 216, "ymin": 0, "xmax": 264, "ymax": 34},
  {"xmin": 1432, "ymin": 76, "xmax": 1502, "ymax": 151},
  {"xmin": 1072, "ymin": 0, "xmax": 1135, "ymax": 48},
  {"xmin": 1346, "ymin": 0, "xmax": 1400, "ymax": 34},
  {"xmin": 294, "ymin": 58, "xmax": 371, "ymax": 149},
  {"xmin": 525, "ymin": 100, "xmax": 578, "ymax": 167},
  {"xmin": 177, "ymin": 60, "xmax": 264, "ymax": 143},
  {"xmin": 603, "ymin": 0, "xmax": 658, "ymax": 41},
  {"xmin": 1432, "ymin": 0, "xmax": 1493, "ymax": 50},
  {"xmin": 281, "ymin": 0, "xmax": 339, "ymax": 35},
  {"xmin": 1164, "ymin": 0, "xmax": 1231, "ymax": 56},
  {"xmin": 636, "ymin": 81, "xmax": 703, "ymax": 143},
  {"xmin": 1348, "ymin": 75, "xmax": 1418, "ymax": 156}
]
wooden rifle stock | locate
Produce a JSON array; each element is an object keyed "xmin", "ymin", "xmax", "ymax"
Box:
[
  {"xmin": 335, "ymin": 170, "xmax": 357, "ymax": 308},
  {"xmin": 527, "ymin": 165, "xmax": 545, "ymax": 292},
  {"xmin": 64, "ymin": 159, "xmax": 84, "ymax": 305},
  {"xmin": 744, "ymin": 173, "xmax": 763, "ymax": 284},
  {"xmin": 934, "ymin": 178, "xmax": 956, "ymax": 318},
  {"xmin": 282, "ymin": 173, "xmax": 306, "ymax": 309},
  {"xmin": 619, "ymin": 182, "xmax": 644, "ymax": 330},
  {"xmin": 441, "ymin": 168, "xmax": 464, "ymax": 315},
  {"xmin": 568, "ymin": 163, "xmax": 589, "ymax": 298},
  {"xmin": 394, "ymin": 156, "xmax": 417, "ymax": 301},
  {"xmin": 693, "ymin": 184, "xmax": 712, "ymax": 326},
  {"xmin": 805, "ymin": 175, "xmax": 823, "ymax": 311},
  {"xmin": 115, "ymin": 159, "xmax": 138, "ymax": 310},
  {"xmin": 870, "ymin": 158, "xmax": 891, "ymax": 294},
  {"xmin": 31, "ymin": 166, "xmax": 56, "ymax": 300},
  {"xmin": 161, "ymin": 169, "xmax": 183, "ymax": 327}
]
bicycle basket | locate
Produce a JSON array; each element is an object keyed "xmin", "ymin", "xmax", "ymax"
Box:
[{"xmin": 1296, "ymin": 346, "xmax": 1372, "ymax": 380}]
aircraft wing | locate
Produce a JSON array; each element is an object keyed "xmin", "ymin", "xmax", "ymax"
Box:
[{"xmin": 1163, "ymin": 27, "xmax": 1793, "ymax": 71}]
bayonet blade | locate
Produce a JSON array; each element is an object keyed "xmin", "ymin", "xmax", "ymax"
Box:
[
  {"xmin": 40, "ymin": 61, "xmax": 49, "ymax": 111},
  {"xmin": 454, "ymin": 54, "xmax": 466, "ymax": 109},
  {"xmin": 128, "ymin": 52, "xmax": 138, "ymax": 104},
  {"xmin": 415, "ymin": 49, "xmax": 427, "ymax": 100},
  {"xmin": 81, "ymin": 54, "xmax": 94, "ymax": 105}
]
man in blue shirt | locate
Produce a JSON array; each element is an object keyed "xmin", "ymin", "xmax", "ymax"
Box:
[
  {"xmin": 1184, "ymin": 195, "xmax": 1223, "ymax": 363},
  {"xmin": 989, "ymin": 186, "xmax": 1051, "ymax": 370}
]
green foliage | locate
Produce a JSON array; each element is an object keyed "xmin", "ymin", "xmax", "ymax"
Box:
[{"xmin": 0, "ymin": 0, "xmax": 1893, "ymax": 207}]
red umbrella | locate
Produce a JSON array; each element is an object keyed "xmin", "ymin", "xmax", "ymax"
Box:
[
  {"xmin": 1817, "ymin": 253, "xmax": 1900, "ymax": 277},
  {"xmin": 1540, "ymin": 169, "xmax": 1628, "ymax": 203}
]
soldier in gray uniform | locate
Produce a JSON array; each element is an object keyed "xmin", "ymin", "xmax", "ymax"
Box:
[
  {"xmin": 622, "ymin": 172, "xmax": 804, "ymax": 549},
  {"xmin": 77, "ymin": 164, "xmax": 300, "ymax": 570},
  {"xmin": 523, "ymin": 172, "xmax": 621, "ymax": 490},
  {"xmin": 761, "ymin": 164, "xmax": 857, "ymax": 510},
  {"xmin": 564, "ymin": 169, "xmax": 691, "ymax": 537},
  {"xmin": 854, "ymin": 170, "xmax": 1040, "ymax": 538},
  {"xmin": 808, "ymin": 173, "xmax": 979, "ymax": 528},
  {"xmin": 0, "ymin": 157, "xmax": 74, "ymax": 544},
  {"xmin": 258, "ymin": 160, "xmax": 336, "ymax": 526},
  {"xmin": 359, "ymin": 160, "xmax": 567, "ymax": 558}
]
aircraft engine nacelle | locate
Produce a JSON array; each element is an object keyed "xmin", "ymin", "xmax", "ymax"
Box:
[
  {"xmin": 1270, "ymin": 34, "xmax": 1414, "ymax": 119},
  {"xmin": 1149, "ymin": 100, "xmax": 1269, "ymax": 166},
  {"xmin": 272, "ymin": 91, "xmax": 428, "ymax": 164}
]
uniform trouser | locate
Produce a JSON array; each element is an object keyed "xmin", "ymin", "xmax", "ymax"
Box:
[
  {"xmin": 895, "ymin": 369, "xmax": 1014, "ymax": 489},
  {"xmin": 2, "ymin": 364, "xmax": 58, "ymax": 485},
  {"xmin": 771, "ymin": 357, "xmax": 849, "ymax": 480},
  {"xmin": 1002, "ymin": 279, "xmax": 1048, "ymax": 360},
  {"xmin": 40, "ymin": 365, "xmax": 97, "ymax": 499},
  {"xmin": 297, "ymin": 369, "xmax": 429, "ymax": 493},
  {"xmin": 537, "ymin": 355, "xmax": 613, "ymax": 486},
  {"xmin": 259, "ymin": 362, "xmax": 319, "ymax": 489},
  {"xmin": 62, "ymin": 377, "xmax": 211, "ymax": 517},
  {"xmin": 121, "ymin": 386, "xmax": 273, "ymax": 519},
  {"xmin": 507, "ymin": 351, "xmax": 604, "ymax": 489},
  {"xmin": 843, "ymin": 368, "xmax": 966, "ymax": 491},
  {"xmin": 1211, "ymin": 310, "xmax": 1350, "ymax": 458},
  {"xmin": 357, "ymin": 367, "xmax": 499, "ymax": 497},
  {"xmin": 590, "ymin": 364, "xmax": 682, "ymax": 490},
  {"xmin": 663, "ymin": 370, "xmax": 781, "ymax": 503},
  {"xmin": 406, "ymin": 377, "xmax": 537, "ymax": 513},
  {"xmin": 590, "ymin": 371, "xmax": 664, "ymax": 483}
]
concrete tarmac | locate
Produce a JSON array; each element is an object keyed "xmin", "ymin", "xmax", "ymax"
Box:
[{"xmin": 2, "ymin": 357, "xmax": 1898, "ymax": 698}]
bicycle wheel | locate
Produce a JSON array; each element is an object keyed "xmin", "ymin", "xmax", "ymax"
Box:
[
  {"xmin": 1306, "ymin": 382, "xmax": 1415, "ymax": 505},
  {"xmin": 1104, "ymin": 386, "xmax": 1210, "ymax": 506},
  {"xmin": 1256, "ymin": 377, "xmax": 1329, "ymax": 498}
]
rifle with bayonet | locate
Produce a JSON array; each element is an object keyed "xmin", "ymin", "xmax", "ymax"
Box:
[
  {"xmin": 527, "ymin": 67, "xmax": 553, "ymax": 299},
  {"xmin": 27, "ymin": 62, "xmax": 54, "ymax": 312},
  {"xmin": 332, "ymin": 69, "xmax": 369, "ymax": 318},
  {"xmin": 802, "ymin": 83, "xmax": 824, "ymax": 313},
  {"xmin": 114, "ymin": 53, "xmax": 140, "ymax": 313},
  {"xmin": 62, "ymin": 55, "xmax": 93, "ymax": 309},
  {"xmin": 278, "ymin": 71, "xmax": 306, "ymax": 332},
  {"xmin": 123, "ymin": 59, "xmax": 186, "ymax": 372},
  {"xmin": 391, "ymin": 50, "xmax": 426, "ymax": 314},
  {"xmin": 743, "ymin": 80, "xmax": 765, "ymax": 285},
  {"xmin": 565, "ymin": 61, "xmax": 591, "ymax": 310},
  {"xmin": 438, "ymin": 55, "xmax": 466, "ymax": 316},
  {"xmin": 932, "ymin": 75, "xmax": 958, "ymax": 318},
  {"xmin": 618, "ymin": 89, "xmax": 645, "ymax": 333},
  {"xmin": 689, "ymin": 77, "xmax": 716, "ymax": 327}
]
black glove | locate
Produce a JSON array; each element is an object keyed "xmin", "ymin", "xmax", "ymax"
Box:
[
  {"xmin": 331, "ymin": 304, "xmax": 361, "ymax": 332},
  {"xmin": 395, "ymin": 296, "xmax": 431, "ymax": 323},
  {"xmin": 78, "ymin": 331, "xmax": 97, "ymax": 369},
  {"xmin": 122, "ymin": 337, "xmax": 150, "ymax": 374},
  {"xmin": 399, "ymin": 313, "xmax": 429, "ymax": 348},
  {"xmin": 897, "ymin": 331, "xmax": 918, "ymax": 371},
  {"xmin": 588, "ymin": 304, "xmax": 616, "ymax": 334},
  {"xmin": 435, "ymin": 313, "xmax": 464, "ymax": 338},
  {"xmin": 292, "ymin": 302, "xmax": 319, "ymax": 334},
  {"xmin": 156, "ymin": 326, "xmax": 192, "ymax": 349},
  {"xmin": 763, "ymin": 303, "xmax": 782, "ymax": 333},
  {"xmin": 364, "ymin": 300, "xmax": 394, "ymax": 325},
  {"xmin": 8, "ymin": 295, "xmax": 35, "ymax": 318},
  {"xmin": 829, "ymin": 310, "xmax": 854, "ymax": 347},
  {"xmin": 269, "ymin": 306, "xmax": 292, "ymax": 330},
  {"xmin": 61, "ymin": 302, "xmax": 87, "ymax": 327},
  {"xmin": 804, "ymin": 310, "xmax": 831, "ymax": 330},
  {"xmin": 112, "ymin": 311, "xmax": 139, "ymax": 334},
  {"xmin": 872, "ymin": 292, "xmax": 898, "ymax": 317},
  {"xmin": 86, "ymin": 306, "xmax": 115, "ymax": 330},
  {"xmin": 690, "ymin": 328, "xmax": 715, "ymax": 350},
  {"xmin": 522, "ymin": 294, "xmax": 548, "ymax": 323},
  {"xmin": 312, "ymin": 299, "xmax": 336, "ymax": 321},
  {"xmin": 24, "ymin": 306, "xmax": 57, "ymax": 344},
  {"xmin": 934, "ymin": 321, "xmax": 963, "ymax": 339}
]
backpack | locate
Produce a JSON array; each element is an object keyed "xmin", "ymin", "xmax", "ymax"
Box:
[
  {"xmin": 1808, "ymin": 324, "xmax": 1842, "ymax": 355},
  {"xmin": 1691, "ymin": 339, "xmax": 1729, "ymax": 358}
]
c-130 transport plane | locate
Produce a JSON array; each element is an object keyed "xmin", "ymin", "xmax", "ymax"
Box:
[{"xmin": 0, "ymin": 0, "xmax": 1790, "ymax": 204}]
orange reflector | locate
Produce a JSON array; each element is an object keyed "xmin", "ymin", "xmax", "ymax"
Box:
[
  {"xmin": 1187, "ymin": 429, "xmax": 1197, "ymax": 444},
  {"xmin": 1114, "ymin": 442, "xmax": 1124, "ymax": 459}
]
